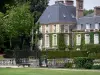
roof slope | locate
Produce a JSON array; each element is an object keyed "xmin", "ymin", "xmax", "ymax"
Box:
[
  {"xmin": 38, "ymin": 3, "xmax": 76, "ymax": 24},
  {"xmin": 77, "ymin": 16, "xmax": 100, "ymax": 29}
]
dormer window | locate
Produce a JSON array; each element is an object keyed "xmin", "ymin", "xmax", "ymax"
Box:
[
  {"xmin": 86, "ymin": 24, "xmax": 91, "ymax": 29},
  {"xmin": 77, "ymin": 24, "xmax": 83, "ymax": 30},
  {"xmin": 63, "ymin": 14, "xmax": 66, "ymax": 18},
  {"xmin": 48, "ymin": 14, "xmax": 50, "ymax": 18},
  {"xmin": 95, "ymin": 23, "xmax": 99, "ymax": 30},
  {"xmin": 71, "ymin": 14, "xmax": 75, "ymax": 18}
]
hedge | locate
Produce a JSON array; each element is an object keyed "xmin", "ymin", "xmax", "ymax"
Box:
[{"xmin": 41, "ymin": 51, "xmax": 88, "ymax": 59}]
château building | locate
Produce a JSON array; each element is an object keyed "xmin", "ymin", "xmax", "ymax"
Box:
[{"xmin": 38, "ymin": 0, "xmax": 100, "ymax": 50}]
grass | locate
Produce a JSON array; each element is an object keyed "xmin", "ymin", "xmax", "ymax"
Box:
[{"xmin": 0, "ymin": 68, "xmax": 100, "ymax": 75}]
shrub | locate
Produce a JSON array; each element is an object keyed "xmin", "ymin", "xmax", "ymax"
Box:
[
  {"xmin": 3, "ymin": 49, "xmax": 14, "ymax": 58},
  {"xmin": 92, "ymin": 65, "xmax": 100, "ymax": 69},
  {"xmin": 64, "ymin": 63, "xmax": 73, "ymax": 68},
  {"xmin": 74, "ymin": 57, "xmax": 93, "ymax": 69},
  {"xmin": 84, "ymin": 61, "xmax": 93, "ymax": 69}
]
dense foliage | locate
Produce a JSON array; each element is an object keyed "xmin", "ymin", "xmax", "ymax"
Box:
[
  {"xmin": 84, "ymin": 9, "xmax": 94, "ymax": 16},
  {"xmin": 0, "ymin": 0, "xmax": 48, "ymax": 53},
  {"xmin": 41, "ymin": 51, "xmax": 88, "ymax": 59},
  {"xmin": 74, "ymin": 57, "xmax": 93, "ymax": 69}
]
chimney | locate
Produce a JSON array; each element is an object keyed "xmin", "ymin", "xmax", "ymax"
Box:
[
  {"xmin": 55, "ymin": 0, "xmax": 64, "ymax": 4},
  {"xmin": 94, "ymin": 6, "xmax": 100, "ymax": 16},
  {"xmin": 76, "ymin": 0, "xmax": 84, "ymax": 19},
  {"xmin": 65, "ymin": 0, "xmax": 74, "ymax": 6}
]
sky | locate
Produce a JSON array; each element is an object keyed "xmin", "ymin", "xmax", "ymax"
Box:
[{"xmin": 49, "ymin": 0, "xmax": 100, "ymax": 10}]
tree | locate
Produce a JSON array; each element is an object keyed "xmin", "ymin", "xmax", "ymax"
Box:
[
  {"xmin": 4, "ymin": 2, "xmax": 37, "ymax": 50},
  {"xmin": 2, "ymin": 0, "xmax": 48, "ymax": 50},
  {"xmin": 84, "ymin": 9, "xmax": 94, "ymax": 16},
  {"xmin": 30, "ymin": 0, "xmax": 49, "ymax": 23},
  {"xmin": 0, "ymin": 0, "xmax": 15, "ymax": 13},
  {"xmin": 0, "ymin": 12, "xmax": 5, "ymax": 49}
]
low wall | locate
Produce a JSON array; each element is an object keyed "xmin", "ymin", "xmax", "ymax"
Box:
[{"xmin": 0, "ymin": 58, "xmax": 39, "ymax": 67}]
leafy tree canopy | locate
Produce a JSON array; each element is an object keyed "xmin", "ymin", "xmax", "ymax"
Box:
[{"xmin": 84, "ymin": 9, "xmax": 94, "ymax": 16}]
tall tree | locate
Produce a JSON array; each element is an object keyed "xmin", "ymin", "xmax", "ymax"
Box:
[
  {"xmin": 30, "ymin": 0, "xmax": 48, "ymax": 23},
  {"xmin": 4, "ymin": 2, "xmax": 36, "ymax": 50},
  {"xmin": 0, "ymin": 12, "xmax": 5, "ymax": 49}
]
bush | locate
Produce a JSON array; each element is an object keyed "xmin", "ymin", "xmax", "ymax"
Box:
[
  {"xmin": 64, "ymin": 63, "xmax": 73, "ymax": 68},
  {"xmin": 84, "ymin": 61, "xmax": 93, "ymax": 69},
  {"xmin": 92, "ymin": 65, "xmax": 100, "ymax": 69},
  {"xmin": 3, "ymin": 49, "xmax": 14, "ymax": 58},
  {"xmin": 41, "ymin": 51, "xmax": 88, "ymax": 59},
  {"xmin": 74, "ymin": 57, "xmax": 93, "ymax": 69}
]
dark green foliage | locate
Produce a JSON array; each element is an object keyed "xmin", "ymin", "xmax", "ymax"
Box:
[
  {"xmin": 58, "ymin": 34, "xmax": 66, "ymax": 50},
  {"xmin": 81, "ymin": 33, "xmax": 85, "ymax": 50},
  {"xmin": 84, "ymin": 9, "xmax": 94, "ymax": 16},
  {"xmin": 49, "ymin": 34, "xmax": 52, "ymax": 47},
  {"xmin": 3, "ymin": 49, "xmax": 14, "ymax": 58},
  {"xmin": 84, "ymin": 60, "xmax": 93, "ymax": 69},
  {"xmin": 89, "ymin": 32, "xmax": 94, "ymax": 44},
  {"xmin": 30, "ymin": 0, "xmax": 48, "ymax": 23},
  {"xmin": 92, "ymin": 65, "xmax": 100, "ymax": 69},
  {"xmin": 41, "ymin": 51, "xmax": 88, "ymax": 59},
  {"xmin": 85, "ymin": 44, "xmax": 100, "ymax": 53},
  {"xmin": 0, "ymin": 13, "xmax": 5, "ymax": 48},
  {"xmin": 95, "ymin": 53, "xmax": 100, "ymax": 59},
  {"xmin": 64, "ymin": 63, "xmax": 73, "ymax": 68},
  {"xmin": 74, "ymin": 57, "xmax": 93, "ymax": 69},
  {"xmin": 70, "ymin": 51, "xmax": 88, "ymax": 58},
  {"xmin": 88, "ymin": 52, "xmax": 97, "ymax": 58}
]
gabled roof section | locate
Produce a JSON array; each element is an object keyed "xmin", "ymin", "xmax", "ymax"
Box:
[{"xmin": 38, "ymin": 3, "xmax": 76, "ymax": 24}]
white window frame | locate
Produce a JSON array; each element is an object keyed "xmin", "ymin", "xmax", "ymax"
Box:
[
  {"xmin": 39, "ymin": 26, "xmax": 42, "ymax": 33},
  {"xmin": 65, "ymin": 34, "xmax": 69, "ymax": 45},
  {"xmin": 94, "ymin": 34, "xmax": 99, "ymax": 44},
  {"xmin": 45, "ymin": 25, "xmax": 49, "ymax": 33},
  {"xmin": 86, "ymin": 24, "xmax": 90, "ymax": 30},
  {"xmin": 45, "ymin": 35, "xmax": 49, "ymax": 48},
  {"xmin": 52, "ymin": 34, "xmax": 57, "ymax": 46},
  {"xmin": 77, "ymin": 25, "xmax": 81, "ymax": 30},
  {"xmin": 95, "ymin": 23, "xmax": 99, "ymax": 30},
  {"xmin": 76, "ymin": 34, "xmax": 81, "ymax": 45},
  {"xmin": 85, "ymin": 34, "xmax": 90, "ymax": 44}
]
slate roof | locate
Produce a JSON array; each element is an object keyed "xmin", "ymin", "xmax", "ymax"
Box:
[
  {"xmin": 77, "ymin": 15, "xmax": 100, "ymax": 30},
  {"xmin": 38, "ymin": 3, "xmax": 76, "ymax": 24}
]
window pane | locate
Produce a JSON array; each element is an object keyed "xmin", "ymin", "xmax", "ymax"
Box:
[
  {"xmin": 95, "ymin": 24, "xmax": 99, "ymax": 29},
  {"xmin": 94, "ymin": 34, "xmax": 99, "ymax": 44},
  {"xmin": 76, "ymin": 34, "xmax": 81, "ymax": 45},
  {"xmin": 86, "ymin": 24, "xmax": 90, "ymax": 29},
  {"xmin": 85, "ymin": 34, "xmax": 90, "ymax": 44}
]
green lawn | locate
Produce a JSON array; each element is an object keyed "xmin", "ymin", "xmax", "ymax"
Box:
[{"xmin": 0, "ymin": 68, "xmax": 100, "ymax": 75}]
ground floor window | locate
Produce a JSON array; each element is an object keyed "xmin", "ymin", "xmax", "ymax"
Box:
[
  {"xmin": 94, "ymin": 34, "xmax": 99, "ymax": 44},
  {"xmin": 45, "ymin": 34, "xmax": 49, "ymax": 47},
  {"xmin": 76, "ymin": 34, "xmax": 81, "ymax": 45},
  {"xmin": 52, "ymin": 34, "xmax": 57, "ymax": 46},
  {"xmin": 65, "ymin": 34, "xmax": 69, "ymax": 45},
  {"xmin": 85, "ymin": 34, "xmax": 90, "ymax": 44}
]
